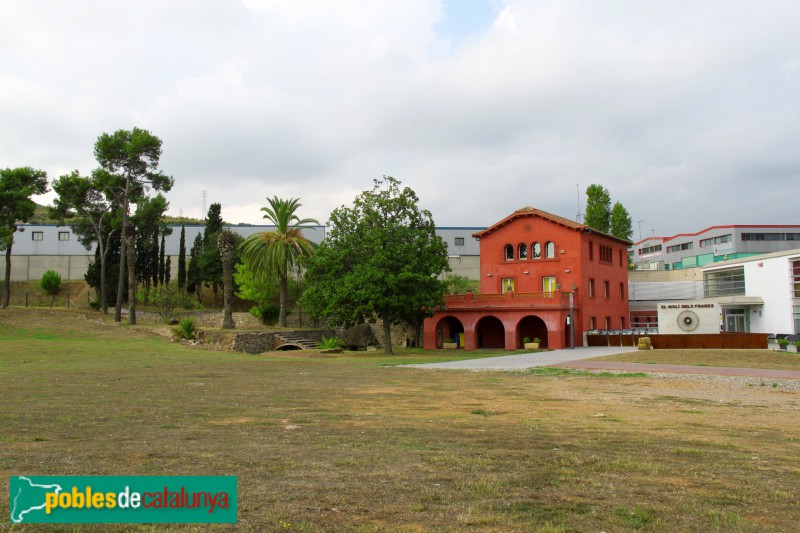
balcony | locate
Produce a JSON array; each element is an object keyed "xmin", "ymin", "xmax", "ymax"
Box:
[{"xmin": 442, "ymin": 290, "xmax": 572, "ymax": 309}]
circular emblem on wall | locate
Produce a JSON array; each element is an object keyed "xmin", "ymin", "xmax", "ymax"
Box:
[
  {"xmin": 523, "ymin": 223, "xmax": 532, "ymax": 233},
  {"xmin": 677, "ymin": 310, "xmax": 700, "ymax": 332}
]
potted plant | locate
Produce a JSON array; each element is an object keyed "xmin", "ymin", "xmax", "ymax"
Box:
[
  {"xmin": 524, "ymin": 337, "xmax": 540, "ymax": 350},
  {"xmin": 790, "ymin": 340, "xmax": 800, "ymax": 353},
  {"xmin": 777, "ymin": 338, "xmax": 790, "ymax": 351}
]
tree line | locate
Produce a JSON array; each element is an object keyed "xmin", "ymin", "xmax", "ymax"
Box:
[{"xmin": 3, "ymin": 131, "xmax": 635, "ymax": 351}]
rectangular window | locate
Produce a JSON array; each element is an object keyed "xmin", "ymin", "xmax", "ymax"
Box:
[
  {"xmin": 742, "ymin": 233, "xmax": 800, "ymax": 242},
  {"xmin": 794, "ymin": 305, "xmax": 800, "ymax": 334},
  {"xmin": 603, "ymin": 280, "xmax": 610, "ymax": 298},
  {"xmin": 501, "ymin": 278, "xmax": 515, "ymax": 293},
  {"xmin": 589, "ymin": 241, "xmax": 594, "ymax": 261},
  {"xmin": 792, "ymin": 259, "xmax": 800, "ymax": 298},
  {"xmin": 588, "ymin": 278, "xmax": 595, "ymax": 298},
  {"xmin": 32, "ymin": 231, "xmax": 43, "ymax": 241},
  {"xmin": 599, "ymin": 245, "xmax": 612, "ymax": 264},
  {"xmin": 666, "ymin": 242, "xmax": 693, "ymax": 253},
  {"xmin": 590, "ymin": 317, "xmax": 596, "ymax": 330},
  {"xmin": 619, "ymin": 282, "xmax": 625, "ymax": 299},
  {"xmin": 640, "ymin": 244, "xmax": 662, "ymax": 254},
  {"xmin": 58, "ymin": 232, "xmax": 70, "ymax": 241},
  {"xmin": 703, "ymin": 267, "xmax": 745, "ymax": 297},
  {"xmin": 699, "ymin": 234, "xmax": 732, "ymax": 247},
  {"xmin": 542, "ymin": 276, "xmax": 556, "ymax": 293},
  {"xmin": 454, "ymin": 237, "xmax": 465, "ymax": 246},
  {"xmin": 605, "ymin": 317, "xmax": 612, "ymax": 330},
  {"xmin": 620, "ymin": 317, "xmax": 626, "ymax": 329}
]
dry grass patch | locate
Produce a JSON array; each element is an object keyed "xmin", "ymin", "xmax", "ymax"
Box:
[{"xmin": 1, "ymin": 309, "xmax": 800, "ymax": 531}]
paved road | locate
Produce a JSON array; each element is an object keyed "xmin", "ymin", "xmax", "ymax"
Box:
[{"xmin": 405, "ymin": 346, "xmax": 638, "ymax": 370}]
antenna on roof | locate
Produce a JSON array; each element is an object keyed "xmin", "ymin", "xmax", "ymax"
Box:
[{"xmin": 575, "ymin": 182, "xmax": 582, "ymax": 223}]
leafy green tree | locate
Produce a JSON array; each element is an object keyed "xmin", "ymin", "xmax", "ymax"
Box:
[
  {"xmin": 50, "ymin": 169, "xmax": 120, "ymax": 313},
  {"xmin": 239, "ymin": 197, "xmax": 319, "ymax": 327},
  {"xmin": 0, "ymin": 167, "xmax": 49, "ymax": 308},
  {"xmin": 301, "ymin": 177, "xmax": 450, "ymax": 355},
  {"xmin": 177, "ymin": 225, "xmax": 187, "ymax": 292},
  {"xmin": 610, "ymin": 201, "xmax": 633, "ymax": 241},
  {"xmin": 234, "ymin": 261, "xmax": 279, "ymax": 324},
  {"xmin": 93, "ymin": 127, "xmax": 173, "ymax": 322},
  {"xmin": 584, "ymin": 184, "xmax": 612, "ymax": 233}
]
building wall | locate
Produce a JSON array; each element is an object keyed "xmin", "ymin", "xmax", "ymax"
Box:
[
  {"xmin": 741, "ymin": 255, "xmax": 797, "ymax": 333},
  {"xmin": 631, "ymin": 225, "xmax": 800, "ymax": 271},
  {"xmin": 474, "ymin": 213, "xmax": 629, "ymax": 333},
  {"xmin": 6, "ymin": 224, "xmax": 485, "ymax": 282}
]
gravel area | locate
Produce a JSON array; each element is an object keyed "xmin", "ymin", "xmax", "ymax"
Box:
[{"xmin": 580, "ymin": 368, "xmax": 800, "ymax": 391}]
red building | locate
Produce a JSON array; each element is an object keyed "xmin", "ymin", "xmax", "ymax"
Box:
[{"xmin": 424, "ymin": 207, "xmax": 631, "ymax": 350}]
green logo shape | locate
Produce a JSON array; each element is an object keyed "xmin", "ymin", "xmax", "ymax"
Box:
[{"xmin": 10, "ymin": 476, "xmax": 237, "ymax": 524}]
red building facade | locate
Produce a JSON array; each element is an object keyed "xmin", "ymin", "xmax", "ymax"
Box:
[{"xmin": 424, "ymin": 207, "xmax": 631, "ymax": 350}]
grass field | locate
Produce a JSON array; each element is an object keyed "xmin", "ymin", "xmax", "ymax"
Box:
[{"xmin": 2, "ymin": 309, "xmax": 800, "ymax": 531}]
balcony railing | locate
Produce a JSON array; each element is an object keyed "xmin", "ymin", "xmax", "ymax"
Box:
[{"xmin": 442, "ymin": 290, "xmax": 569, "ymax": 308}]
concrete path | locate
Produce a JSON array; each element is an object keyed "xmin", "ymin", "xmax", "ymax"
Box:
[
  {"xmin": 405, "ymin": 346, "xmax": 638, "ymax": 370},
  {"xmin": 557, "ymin": 360, "xmax": 800, "ymax": 379}
]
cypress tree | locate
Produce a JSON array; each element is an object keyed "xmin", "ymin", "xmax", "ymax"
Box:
[{"xmin": 177, "ymin": 225, "xmax": 187, "ymax": 291}]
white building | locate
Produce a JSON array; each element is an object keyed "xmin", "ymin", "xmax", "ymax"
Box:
[{"xmin": 634, "ymin": 249, "xmax": 800, "ymax": 335}]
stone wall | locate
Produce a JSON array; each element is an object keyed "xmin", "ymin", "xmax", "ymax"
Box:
[
  {"xmin": 135, "ymin": 311, "xmax": 262, "ymax": 328},
  {"xmin": 231, "ymin": 332, "xmax": 276, "ymax": 354}
]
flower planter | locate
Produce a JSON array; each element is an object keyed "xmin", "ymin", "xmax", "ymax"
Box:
[
  {"xmin": 524, "ymin": 342, "xmax": 540, "ymax": 350},
  {"xmin": 443, "ymin": 342, "xmax": 458, "ymax": 349}
]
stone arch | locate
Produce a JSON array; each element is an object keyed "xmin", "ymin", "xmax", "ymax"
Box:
[
  {"xmin": 476, "ymin": 315, "xmax": 505, "ymax": 349},
  {"xmin": 517, "ymin": 315, "xmax": 549, "ymax": 349},
  {"xmin": 435, "ymin": 315, "xmax": 465, "ymax": 348},
  {"xmin": 275, "ymin": 343, "xmax": 303, "ymax": 351}
]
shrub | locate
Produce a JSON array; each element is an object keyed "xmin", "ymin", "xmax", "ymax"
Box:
[
  {"xmin": 140, "ymin": 284, "xmax": 200, "ymax": 320},
  {"xmin": 317, "ymin": 336, "xmax": 344, "ymax": 350},
  {"xmin": 173, "ymin": 318, "xmax": 196, "ymax": 341},
  {"xmin": 249, "ymin": 303, "xmax": 280, "ymax": 325},
  {"xmin": 777, "ymin": 338, "xmax": 789, "ymax": 346},
  {"xmin": 523, "ymin": 337, "xmax": 531, "ymax": 344},
  {"xmin": 340, "ymin": 323, "xmax": 377, "ymax": 350},
  {"xmin": 40, "ymin": 270, "xmax": 61, "ymax": 295}
]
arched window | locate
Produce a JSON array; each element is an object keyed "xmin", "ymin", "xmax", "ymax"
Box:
[
  {"xmin": 518, "ymin": 243, "xmax": 527, "ymax": 260},
  {"xmin": 505, "ymin": 244, "xmax": 514, "ymax": 260},
  {"xmin": 532, "ymin": 242, "xmax": 541, "ymax": 259},
  {"xmin": 545, "ymin": 241, "xmax": 555, "ymax": 258}
]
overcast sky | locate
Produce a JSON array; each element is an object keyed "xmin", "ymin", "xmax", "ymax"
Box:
[{"xmin": 3, "ymin": 0, "xmax": 799, "ymax": 240}]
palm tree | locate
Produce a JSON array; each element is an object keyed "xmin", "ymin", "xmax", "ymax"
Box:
[{"xmin": 239, "ymin": 197, "xmax": 319, "ymax": 327}]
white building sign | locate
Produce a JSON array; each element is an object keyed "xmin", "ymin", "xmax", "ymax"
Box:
[{"xmin": 657, "ymin": 302, "xmax": 720, "ymax": 334}]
